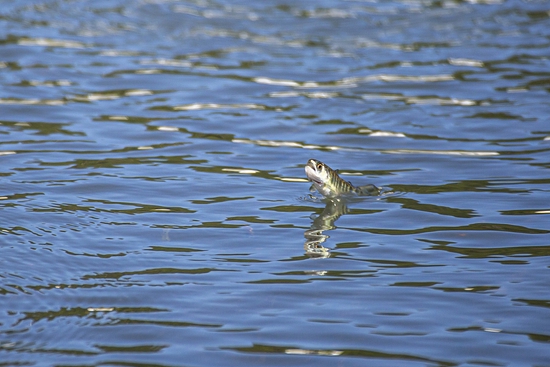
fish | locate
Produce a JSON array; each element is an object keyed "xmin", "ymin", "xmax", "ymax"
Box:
[{"xmin": 305, "ymin": 158, "xmax": 380, "ymax": 197}]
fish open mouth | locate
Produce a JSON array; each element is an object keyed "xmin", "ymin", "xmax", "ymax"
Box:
[{"xmin": 304, "ymin": 165, "xmax": 323, "ymax": 185}]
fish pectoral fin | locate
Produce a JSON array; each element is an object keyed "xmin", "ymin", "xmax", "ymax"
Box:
[{"xmin": 356, "ymin": 184, "xmax": 380, "ymax": 196}]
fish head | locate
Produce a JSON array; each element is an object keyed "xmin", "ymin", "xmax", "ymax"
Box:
[{"xmin": 305, "ymin": 159, "xmax": 331, "ymax": 192}]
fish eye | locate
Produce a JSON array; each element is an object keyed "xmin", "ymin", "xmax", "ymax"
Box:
[{"xmin": 316, "ymin": 163, "xmax": 323, "ymax": 170}]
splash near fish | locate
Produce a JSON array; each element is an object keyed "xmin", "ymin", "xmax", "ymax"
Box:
[{"xmin": 305, "ymin": 159, "xmax": 380, "ymax": 198}]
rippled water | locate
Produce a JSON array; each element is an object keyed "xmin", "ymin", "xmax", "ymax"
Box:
[{"xmin": 1, "ymin": 0, "xmax": 550, "ymax": 366}]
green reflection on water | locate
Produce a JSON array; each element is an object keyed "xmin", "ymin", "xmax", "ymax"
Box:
[
  {"xmin": 83, "ymin": 267, "xmax": 227, "ymax": 280},
  {"xmin": 1, "ymin": 120, "xmax": 85, "ymax": 136},
  {"xmin": 29, "ymin": 199, "xmax": 196, "ymax": 215},
  {"xmin": 369, "ymin": 223, "xmax": 549, "ymax": 236},
  {"xmin": 18, "ymin": 306, "xmax": 167, "ymax": 323},
  {"xmin": 40, "ymin": 156, "xmax": 206, "ymax": 169},
  {"xmin": 429, "ymin": 244, "xmax": 550, "ymax": 258},
  {"xmin": 387, "ymin": 197, "xmax": 477, "ymax": 218},
  {"xmin": 95, "ymin": 344, "xmax": 167, "ymax": 353},
  {"xmin": 190, "ymin": 196, "xmax": 253, "ymax": 205},
  {"xmin": 223, "ymin": 343, "xmax": 454, "ymax": 366}
]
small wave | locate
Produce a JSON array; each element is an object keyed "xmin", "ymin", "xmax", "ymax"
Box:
[{"xmin": 298, "ymin": 186, "xmax": 403, "ymax": 203}]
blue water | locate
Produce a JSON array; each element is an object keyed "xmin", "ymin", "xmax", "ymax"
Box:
[{"xmin": 1, "ymin": 1, "xmax": 550, "ymax": 366}]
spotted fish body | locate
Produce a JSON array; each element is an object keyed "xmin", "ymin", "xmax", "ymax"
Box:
[{"xmin": 305, "ymin": 159, "xmax": 379, "ymax": 197}]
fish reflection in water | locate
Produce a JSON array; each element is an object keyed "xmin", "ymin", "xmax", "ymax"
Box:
[
  {"xmin": 304, "ymin": 198, "xmax": 348, "ymax": 258},
  {"xmin": 304, "ymin": 159, "xmax": 380, "ymax": 258}
]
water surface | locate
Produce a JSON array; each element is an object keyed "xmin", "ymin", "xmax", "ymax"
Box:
[{"xmin": 1, "ymin": 0, "xmax": 550, "ymax": 366}]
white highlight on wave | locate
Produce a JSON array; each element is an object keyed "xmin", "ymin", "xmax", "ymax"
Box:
[
  {"xmin": 174, "ymin": 103, "xmax": 265, "ymax": 111},
  {"xmin": 157, "ymin": 126, "xmax": 179, "ymax": 132},
  {"xmin": 285, "ymin": 348, "xmax": 343, "ymax": 356},
  {"xmin": 269, "ymin": 91, "xmax": 338, "ymax": 98},
  {"xmin": 279, "ymin": 177, "xmax": 309, "ymax": 182},
  {"xmin": 256, "ymin": 74, "xmax": 454, "ymax": 90},
  {"xmin": 232, "ymin": 138, "xmax": 499, "ymax": 157},
  {"xmin": 232, "ymin": 138, "xmax": 333, "ymax": 151},
  {"xmin": 72, "ymin": 89, "xmax": 153, "ymax": 102},
  {"xmin": 17, "ymin": 37, "xmax": 87, "ymax": 48},
  {"xmin": 368, "ymin": 131, "xmax": 407, "ymax": 138},
  {"xmin": 222, "ymin": 168, "xmax": 259, "ymax": 174},
  {"xmin": 385, "ymin": 149, "xmax": 499, "ymax": 156},
  {"xmin": 448, "ymin": 58, "xmax": 484, "ymax": 67},
  {"xmin": 140, "ymin": 58, "xmax": 193, "ymax": 68},
  {"xmin": 0, "ymin": 98, "xmax": 65, "ymax": 105},
  {"xmin": 362, "ymin": 94, "xmax": 477, "ymax": 106}
]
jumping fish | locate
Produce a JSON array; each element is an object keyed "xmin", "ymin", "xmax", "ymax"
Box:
[{"xmin": 305, "ymin": 159, "xmax": 379, "ymax": 197}]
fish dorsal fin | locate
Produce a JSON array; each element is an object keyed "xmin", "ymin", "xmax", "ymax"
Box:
[{"xmin": 333, "ymin": 169, "xmax": 352, "ymax": 186}]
